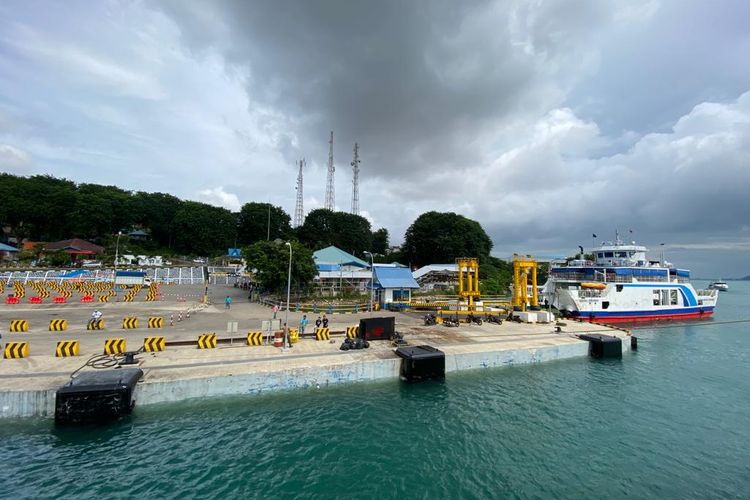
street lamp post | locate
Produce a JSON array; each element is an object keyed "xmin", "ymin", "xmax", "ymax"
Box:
[
  {"xmin": 114, "ymin": 231, "xmax": 122, "ymax": 292},
  {"xmin": 285, "ymin": 241, "xmax": 292, "ymax": 350},
  {"xmin": 114, "ymin": 231, "xmax": 122, "ymax": 270},
  {"xmin": 364, "ymin": 251, "xmax": 374, "ymax": 314}
]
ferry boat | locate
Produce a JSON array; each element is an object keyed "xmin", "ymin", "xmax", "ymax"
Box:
[
  {"xmin": 541, "ymin": 238, "xmax": 719, "ymax": 323},
  {"xmin": 709, "ymin": 280, "xmax": 729, "ymax": 292}
]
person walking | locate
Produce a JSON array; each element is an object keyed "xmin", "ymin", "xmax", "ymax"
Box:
[
  {"xmin": 225, "ymin": 295, "xmax": 232, "ymax": 309},
  {"xmin": 272, "ymin": 304, "xmax": 279, "ymax": 319}
]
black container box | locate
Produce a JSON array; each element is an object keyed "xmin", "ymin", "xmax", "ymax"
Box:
[
  {"xmin": 359, "ymin": 316, "xmax": 395, "ymax": 341},
  {"xmin": 578, "ymin": 334, "xmax": 622, "ymax": 359},
  {"xmin": 395, "ymin": 345, "xmax": 445, "ymax": 382},
  {"xmin": 55, "ymin": 368, "xmax": 143, "ymax": 424}
]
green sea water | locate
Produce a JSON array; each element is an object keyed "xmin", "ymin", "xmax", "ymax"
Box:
[{"xmin": 1, "ymin": 281, "xmax": 749, "ymax": 499}]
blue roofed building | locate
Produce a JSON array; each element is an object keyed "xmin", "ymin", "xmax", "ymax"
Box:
[
  {"xmin": 373, "ymin": 263, "xmax": 420, "ymax": 305},
  {"xmin": 0, "ymin": 242, "xmax": 19, "ymax": 262},
  {"xmin": 313, "ymin": 246, "xmax": 371, "ymax": 296}
]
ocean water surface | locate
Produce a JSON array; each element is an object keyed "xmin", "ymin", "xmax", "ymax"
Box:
[{"xmin": 1, "ymin": 281, "xmax": 748, "ymax": 498}]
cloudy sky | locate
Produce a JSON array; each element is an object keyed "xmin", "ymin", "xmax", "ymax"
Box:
[{"xmin": 1, "ymin": 0, "xmax": 749, "ymax": 277}]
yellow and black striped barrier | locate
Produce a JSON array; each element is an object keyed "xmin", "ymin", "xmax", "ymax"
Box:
[
  {"xmin": 143, "ymin": 336, "xmax": 165, "ymax": 352},
  {"xmin": 10, "ymin": 320, "xmax": 29, "ymax": 332},
  {"xmin": 198, "ymin": 333, "xmax": 217, "ymax": 349},
  {"xmin": 4, "ymin": 342, "xmax": 29, "ymax": 359},
  {"xmin": 49, "ymin": 319, "xmax": 68, "ymax": 331},
  {"xmin": 122, "ymin": 317, "xmax": 138, "ymax": 329},
  {"xmin": 56, "ymin": 341, "xmax": 80, "ymax": 357},
  {"xmin": 346, "ymin": 326, "xmax": 359, "ymax": 339},
  {"xmin": 247, "ymin": 331, "xmax": 263, "ymax": 346},
  {"xmin": 315, "ymin": 327, "xmax": 330, "ymax": 341},
  {"xmin": 147, "ymin": 317, "xmax": 163, "ymax": 329},
  {"xmin": 104, "ymin": 338, "xmax": 126, "ymax": 355},
  {"xmin": 98, "ymin": 295, "xmax": 110, "ymax": 303},
  {"xmin": 87, "ymin": 319, "xmax": 105, "ymax": 330}
]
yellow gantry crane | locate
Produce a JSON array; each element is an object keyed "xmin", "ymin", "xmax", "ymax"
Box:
[
  {"xmin": 456, "ymin": 258, "xmax": 480, "ymax": 311},
  {"xmin": 512, "ymin": 254, "xmax": 539, "ymax": 311}
]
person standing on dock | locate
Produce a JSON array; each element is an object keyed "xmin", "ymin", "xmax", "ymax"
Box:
[
  {"xmin": 225, "ymin": 295, "xmax": 232, "ymax": 309},
  {"xmin": 272, "ymin": 303, "xmax": 278, "ymax": 319},
  {"xmin": 299, "ymin": 314, "xmax": 309, "ymax": 336}
]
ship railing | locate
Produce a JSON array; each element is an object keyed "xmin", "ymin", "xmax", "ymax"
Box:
[{"xmin": 550, "ymin": 272, "xmax": 670, "ymax": 284}]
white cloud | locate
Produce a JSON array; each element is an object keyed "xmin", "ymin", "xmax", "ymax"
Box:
[
  {"xmin": 196, "ymin": 187, "xmax": 241, "ymax": 212},
  {"xmin": 0, "ymin": 144, "xmax": 32, "ymax": 172},
  {"xmin": 0, "ymin": 0, "xmax": 748, "ymax": 277}
]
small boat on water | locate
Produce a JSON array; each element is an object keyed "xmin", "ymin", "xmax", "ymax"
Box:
[
  {"xmin": 541, "ymin": 236, "xmax": 719, "ymax": 323},
  {"xmin": 709, "ymin": 280, "xmax": 729, "ymax": 291}
]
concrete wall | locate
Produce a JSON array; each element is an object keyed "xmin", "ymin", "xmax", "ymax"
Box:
[
  {"xmin": 136, "ymin": 358, "xmax": 402, "ymax": 406},
  {"xmin": 0, "ymin": 389, "xmax": 56, "ymax": 418},
  {"xmin": 0, "ymin": 339, "xmax": 612, "ymax": 418}
]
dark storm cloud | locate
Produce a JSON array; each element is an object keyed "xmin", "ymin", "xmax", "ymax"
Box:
[
  {"xmin": 158, "ymin": 0, "xmax": 610, "ymax": 180},
  {"xmin": 569, "ymin": 0, "xmax": 750, "ymax": 135}
]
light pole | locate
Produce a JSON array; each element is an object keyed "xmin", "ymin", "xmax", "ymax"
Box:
[
  {"xmin": 114, "ymin": 231, "xmax": 122, "ymax": 292},
  {"xmin": 114, "ymin": 231, "xmax": 122, "ymax": 270},
  {"xmin": 364, "ymin": 251, "xmax": 374, "ymax": 314},
  {"xmin": 285, "ymin": 241, "xmax": 292, "ymax": 350}
]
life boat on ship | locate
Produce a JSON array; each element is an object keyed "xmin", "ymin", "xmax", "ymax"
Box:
[{"xmin": 580, "ymin": 282, "xmax": 607, "ymax": 290}]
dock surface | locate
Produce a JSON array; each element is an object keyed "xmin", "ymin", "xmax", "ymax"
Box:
[{"xmin": 0, "ymin": 285, "xmax": 631, "ymax": 417}]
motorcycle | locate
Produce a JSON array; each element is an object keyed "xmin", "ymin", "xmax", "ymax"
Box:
[
  {"xmin": 486, "ymin": 314, "xmax": 503, "ymax": 325},
  {"xmin": 466, "ymin": 313, "xmax": 483, "ymax": 325},
  {"xmin": 443, "ymin": 316, "xmax": 460, "ymax": 327}
]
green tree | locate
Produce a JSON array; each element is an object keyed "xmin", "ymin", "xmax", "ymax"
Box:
[
  {"xmin": 403, "ymin": 212, "xmax": 493, "ymax": 268},
  {"xmin": 297, "ymin": 209, "xmax": 372, "ymax": 256},
  {"xmin": 237, "ymin": 202, "xmax": 292, "ymax": 245},
  {"xmin": 371, "ymin": 228, "xmax": 389, "ymax": 254},
  {"xmin": 479, "ymin": 255, "xmax": 513, "ymax": 295},
  {"xmin": 172, "ymin": 201, "xmax": 237, "ymax": 255},
  {"xmin": 244, "ymin": 240, "xmax": 317, "ymax": 294},
  {"xmin": 71, "ymin": 183, "xmax": 131, "ymax": 239},
  {"xmin": 43, "ymin": 250, "xmax": 71, "ymax": 267},
  {"xmin": 127, "ymin": 192, "xmax": 183, "ymax": 248},
  {"xmin": 15, "ymin": 175, "xmax": 77, "ymax": 240}
]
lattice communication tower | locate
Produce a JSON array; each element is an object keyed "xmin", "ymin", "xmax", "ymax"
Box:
[
  {"xmin": 324, "ymin": 131, "xmax": 335, "ymax": 210},
  {"xmin": 293, "ymin": 158, "xmax": 305, "ymax": 227},
  {"xmin": 350, "ymin": 142, "xmax": 360, "ymax": 215}
]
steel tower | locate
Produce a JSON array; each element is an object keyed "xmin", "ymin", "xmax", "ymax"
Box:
[
  {"xmin": 350, "ymin": 142, "xmax": 360, "ymax": 215},
  {"xmin": 293, "ymin": 158, "xmax": 305, "ymax": 227},
  {"xmin": 324, "ymin": 131, "xmax": 335, "ymax": 211}
]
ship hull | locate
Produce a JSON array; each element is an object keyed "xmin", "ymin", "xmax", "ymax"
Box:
[{"xmin": 569, "ymin": 307, "xmax": 715, "ymax": 323}]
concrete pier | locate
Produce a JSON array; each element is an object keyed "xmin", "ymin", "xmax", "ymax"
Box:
[{"xmin": 0, "ymin": 285, "xmax": 631, "ymax": 418}]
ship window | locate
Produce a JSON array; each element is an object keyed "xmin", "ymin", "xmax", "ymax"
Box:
[
  {"xmin": 653, "ymin": 290, "xmax": 661, "ymax": 306},
  {"xmin": 615, "ymin": 251, "xmax": 627, "ymax": 258},
  {"xmin": 670, "ymin": 290, "xmax": 678, "ymax": 305},
  {"xmin": 661, "ymin": 290, "xmax": 669, "ymax": 305},
  {"xmin": 604, "ymin": 252, "xmax": 613, "ymax": 258},
  {"xmin": 597, "ymin": 253, "xmax": 604, "ymax": 259},
  {"xmin": 616, "ymin": 285, "xmax": 623, "ymax": 292},
  {"xmin": 602, "ymin": 301, "xmax": 610, "ymax": 309}
]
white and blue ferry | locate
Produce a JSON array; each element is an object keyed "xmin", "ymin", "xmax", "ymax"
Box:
[{"xmin": 542, "ymin": 238, "xmax": 719, "ymax": 323}]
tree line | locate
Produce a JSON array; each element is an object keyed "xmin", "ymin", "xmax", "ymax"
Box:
[{"xmin": 0, "ymin": 173, "xmax": 515, "ymax": 293}]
